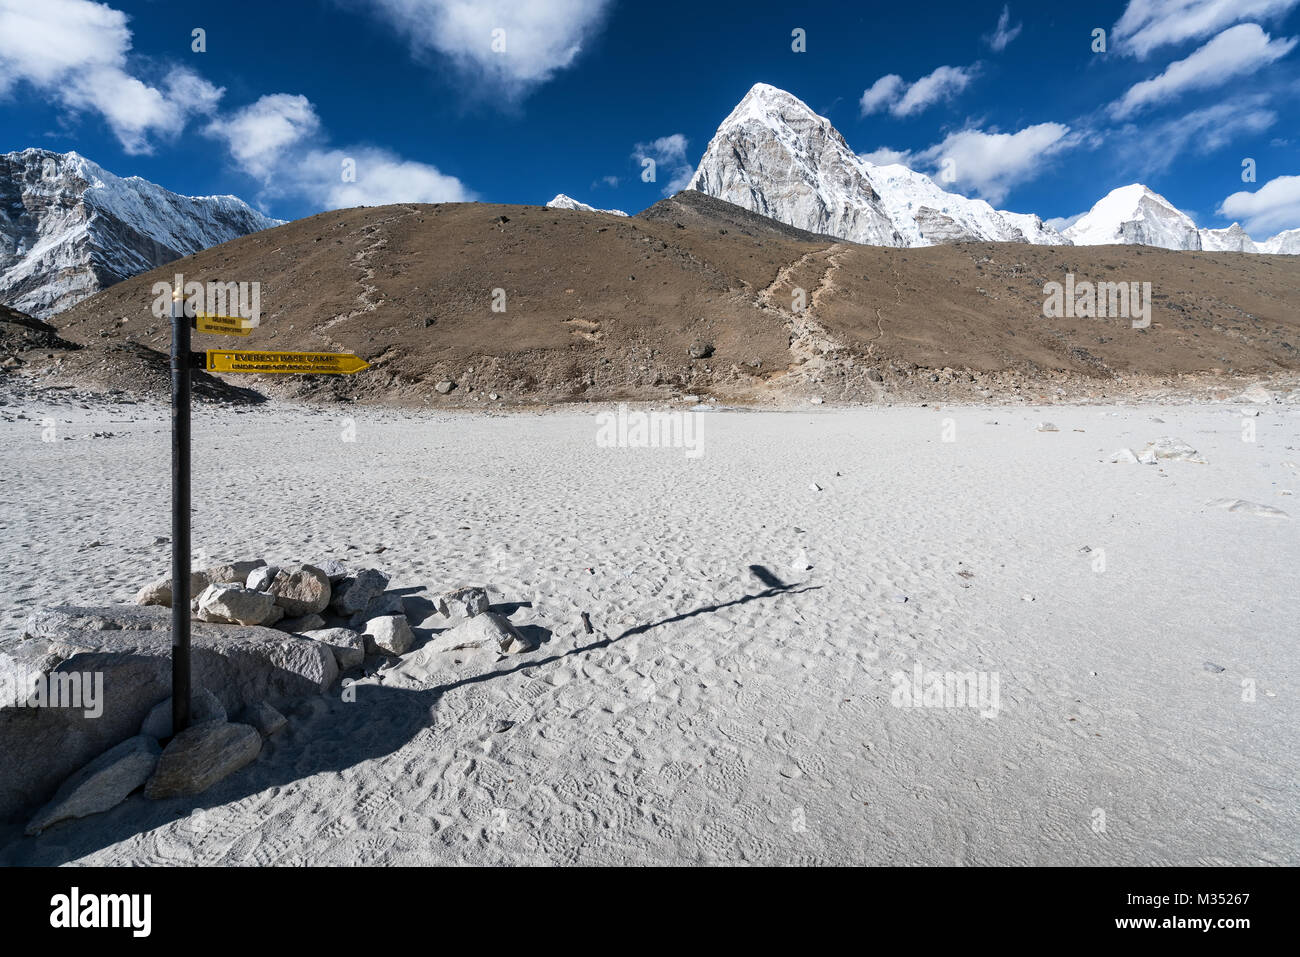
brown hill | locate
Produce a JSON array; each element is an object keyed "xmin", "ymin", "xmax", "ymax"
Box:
[{"xmin": 37, "ymin": 193, "xmax": 1300, "ymax": 405}]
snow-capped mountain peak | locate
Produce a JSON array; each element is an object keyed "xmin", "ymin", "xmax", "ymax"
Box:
[
  {"xmin": 0, "ymin": 148, "xmax": 282, "ymax": 318},
  {"xmin": 545, "ymin": 193, "xmax": 628, "ymax": 216},
  {"xmin": 1062, "ymin": 184, "xmax": 1201, "ymax": 250},
  {"xmin": 688, "ymin": 82, "xmax": 1067, "ymax": 248}
]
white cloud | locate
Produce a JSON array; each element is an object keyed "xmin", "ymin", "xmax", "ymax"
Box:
[
  {"xmin": 986, "ymin": 6, "xmax": 1023, "ymax": 52},
  {"xmin": 914, "ymin": 123, "xmax": 1077, "ymax": 204},
  {"xmin": 860, "ymin": 66, "xmax": 974, "ymax": 117},
  {"xmin": 633, "ymin": 134, "xmax": 693, "ymax": 195},
  {"xmin": 206, "ymin": 92, "xmax": 472, "ymax": 208},
  {"xmin": 1109, "ymin": 23, "xmax": 1296, "ymax": 118},
  {"xmin": 1122, "ymin": 97, "xmax": 1277, "ymax": 174},
  {"xmin": 0, "ymin": 0, "xmax": 222, "ymax": 153},
  {"xmin": 206, "ymin": 94, "xmax": 321, "ymax": 180},
  {"xmin": 1218, "ymin": 174, "xmax": 1300, "ymax": 235},
  {"xmin": 859, "ymin": 147, "xmax": 914, "ymax": 167},
  {"xmin": 1112, "ymin": 0, "xmax": 1300, "ymax": 58},
  {"xmin": 361, "ymin": 0, "xmax": 611, "ymax": 98},
  {"xmin": 297, "ymin": 148, "xmax": 474, "ymax": 207},
  {"xmin": 859, "ymin": 75, "xmax": 904, "ymax": 115}
]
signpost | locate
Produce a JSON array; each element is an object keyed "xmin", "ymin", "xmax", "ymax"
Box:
[
  {"xmin": 194, "ymin": 314, "xmax": 258, "ymax": 337},
  {"xmin": 168, "ymin": 284, "xmax": 368, "ymax": 735}
]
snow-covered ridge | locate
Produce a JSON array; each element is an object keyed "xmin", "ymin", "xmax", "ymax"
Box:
[
  {"xmin": 687, "ymin": 82, "xmax": 1298, "ymax": 253},
  {"xmin": 0, "ymin": 148, "xmax": 282, "ymax": 318},
  {"xmin": 687, "ymin": 83, "xmax": 1067, "ymax": 248},
  {"xmin": 545, "ymin": 193, "xmax": 628, "ymax": 216}
]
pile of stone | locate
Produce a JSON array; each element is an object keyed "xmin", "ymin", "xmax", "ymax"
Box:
[{"xmin": 3, "ymin": 560, "xmax": 540, "ymax": 836}]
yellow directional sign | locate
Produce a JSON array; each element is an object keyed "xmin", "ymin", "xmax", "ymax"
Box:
[
  {"xmin": 203, "ymin": 350, "xmax": 369, "ymax": 375},
  {"xmin": 194, "ymin": 314, "xmax": 257, "ymax": 337}
]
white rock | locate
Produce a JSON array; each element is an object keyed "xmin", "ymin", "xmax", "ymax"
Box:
[
  {"xmin": 302, "ymin": 627, "xmax": 367, "ymax": 669},
  {"xmin": 427, "ymin": 612, "xmax": 535, "ymax": 655},
  {"xmin": 25, "ymin": 735, "xmax": 161, "ymax": 834},
  {"xmin": 140, "ymin": 688, "xmax": 226, "ymax": 739},
  {"xmin": 196, "ymin": 583, "xmax": 280, "ymax": 626},
  {"xmin": 1109, "ymin": 448, "xmax": 1139, "ymax": 463},
  {"xmin": 436, "ymin": 586, "xmax": 490, "ymax": 619},
  {"xmin": 364, "ymin": 615, "xmax": 414, "ymax": 656}
]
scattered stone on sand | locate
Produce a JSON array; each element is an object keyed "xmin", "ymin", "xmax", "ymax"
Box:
[
  {"xmin": 1206, "ymin": 498, "xmax": 1290, "ymax": 518},
  {"xmin": 144, "ymin": 721, "xmax": 262, "ymax": 800},
  {"xmin": 689, "ymin": 340, "xmax": 714, "ymax": 359},
  {"xmin": 436, "ymin": 585, "xmax": 490, "ymax": 619},
  {"xmin": 1142, "ymin": 437, "xmax": 1207, "ymax": 464},
  {"xmin": 809, "ymin": 482, "xmax": 822, "ymax": 492},
  {"xmin": 241, "ymin": 701, "xmax": 287, "ymax": 737},
  {"xmin": 332, "ymin": 568, "xmax": 389, "ymax": 615},
  {"xmin": 810, "ymin": 396, "xmax": 824, "ymax": 405},
  {"xmin": 1203, "ymin": 662, "xmax": 1227, "ymax": 674},
  {"xmin": 435, "ymin": 380, "xmax": 456, "ymax": 394},
  {"xmin": 196, "ymin": 583, "xmax": 281, "ymax": 626},
  {"xmin": 278, "ymin": 612, "xmax": 326, "ymax": 634},
  {"xmin": 267, "ymin": 564, "xmax": 331, "ymax": 617},
  {"xmin": 1109, "ymin": 448, "xmax": 1139, "ymax": 464},
  {"xmin": 302, "ymin": 627, "xmax": 367, "ymax": 669},
  {"xmin": 427, "ymin": 611, "xmax": 535, "ymax": 655},
  {"xmin": 1235, "ymin": 385, "xmax": 1274, "ymax": 404},
  {"xmin": 25, "ymin": 735, "xmax": 161, "ymax": 835},
  {"xmin": 364, "ymin": 615, "xmax": 414, "ymax": 656},
  {"xmin": 1036, "ymin": 422, "xmax": 1059, "ymax": 432},
  {"xmin": 140, "ymin": 688, "xmax": 226, "ymax": 739}
]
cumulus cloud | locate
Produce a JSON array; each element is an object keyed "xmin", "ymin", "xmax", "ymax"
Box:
[
  {"xmin": 633, "ymin": 134, "xmax": 693, "ymax": 195},
  {"xmin": 986, "ymin": 6, "xmax": 1023, "ymax": 52},
  {"xmin": 860, "ymin": 65, "xmax": 975, "ymax": 117},
  {"xmin": 0, "ymin": 0, "xmax": 222, "ymax": 153},
  {"xmin": 858, "ymin": 146, "xmax": 914, "ymax": 167},
  {"xmin": 360, "ymin": 0, "xmax": 612, "ymax": 98},
  {"xmin": 1109, "ymin": 23, "xmax": 1296, "ymax": 118},
  {"xmin": 206, "ymin": 92, "xmax": 473, "ymax": 208},
  {"xmin": 913, "ymin": 123, "xmax": 1077, "ymax": 204},
  {"xmin": 1112, "ymin": 0, "xmax": 1300, "ymax": 58},
  {"xmin": 206, "ymin": 94, "xmax": 321, "ymax": 180},
  {"xmin": 1218, "ymin": 174, "xmax": 1300, "ymax": 236}
]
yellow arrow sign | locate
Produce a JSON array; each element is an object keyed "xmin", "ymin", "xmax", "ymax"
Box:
[
  {"xmin": 203, "ymin": 350, "xmax": 369, "ymax": 375},
  {"xmin": 194, "ymin": 314, "xmax": 257, "ymax": 337}
]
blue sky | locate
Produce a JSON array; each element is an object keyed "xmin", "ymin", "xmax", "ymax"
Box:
[{"xmin": 2, "ymin": 0, "xmax": 1299, "ymax": 237}]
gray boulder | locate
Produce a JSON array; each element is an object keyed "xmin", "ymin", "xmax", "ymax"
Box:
[
  {"xmin": 317, "ymin": 559, "xmax": 350, "ymax": 583},
  {"xmin": 25, "ymin": 735, "xmax": 161, "ymax": 835},
  {"xmin": 347, "ymin": 591, "xmax": 405, "ymax": 628},
  {"xmin": 302, "ymin": 628, "xmax": 367, "ymax": 670},
  {"xmin": 278, "ymin": 613, "xmax": 326, "ymax": 634},
  {"xmin": 140, "ymin": 688, "xmax": 226, "ymax": 739},
  {"xmin": 267, "ymin": 565, "xmax": 331, "ymax": 617},
  {"xmin": 364, "ymin": 615, "xmax": 414, "ymax": 656},
  {"xmin": 436, "ymin": 586, "xmax": 490, "ymax": 619},
  {"xmin": 0, "ymin": 605, "xmax": 338, "ymax": 824},
  {"xmin": 241, "ymin": 701, "xmax": 287, "ymax": 737},
  {"xmin": 426, "ymin": 612, "xmax": 535, "ymax": 655},
  {"xmin": 246, "ymin": 565, "xmax": 279, "ymax": 592},
  {"xmin": 331, "ymin": 569, "xmax": 389, "ymax": 615},
  {"xmin": 144, "ymin": 721, "xmax": 262, "ymax": 799},
  {"xmin": 196, "ymin": 583, "xmax": 280, "ymax": 626}
]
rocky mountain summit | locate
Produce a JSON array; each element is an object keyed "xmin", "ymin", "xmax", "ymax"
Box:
[{"xmin": 0, "ymin": 149, "xmax": 280, "ymax": 318}]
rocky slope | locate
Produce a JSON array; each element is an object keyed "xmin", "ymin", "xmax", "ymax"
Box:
[
  {"xmin": 17, "ymin": 196, "xmax": 1300, "ymax": 407},
  {"xmin": 0, "ymin": 149, "xmax": 281, "ymax": 319}
]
